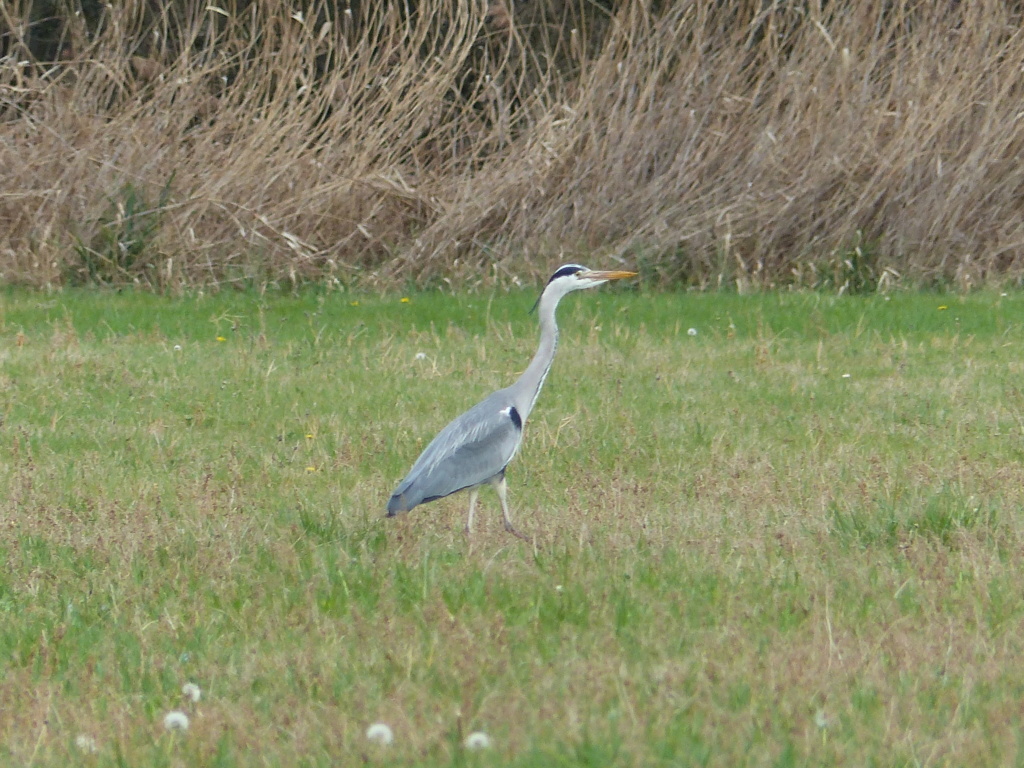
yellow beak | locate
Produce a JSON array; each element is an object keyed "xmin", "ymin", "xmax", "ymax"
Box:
[{"xmin": 582, "ymin": 269, "xmax": 639, "ymax": 281}]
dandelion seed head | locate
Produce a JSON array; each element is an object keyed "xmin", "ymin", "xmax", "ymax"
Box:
[
  {"xmin": 75, "ymin": 734, "xmax": 98, "ymax": 753},
  {"xmin": 173, "ymin": 344, "xmax": 182, "ymax": 351},
  {"xmin": 415, "ymin": 352, "xmax": 427, "ymax": 360},
  {"xmin": 182, "ymin": 682, "xmax": 201, "ymax": 703},
  {"xmin": 366, "ymin": 722, "xmax": 394, "ymax": 745},
  {"xmin": 814, "ymin": 709, "xmax": 829, "ymax": 729},
  {"xmin": 464, "ymin": 731, "xmax": 493, "ymax": 750},
  {"xmin": 163, "ymin": 710, "xmax": 190, "ymax": 732},
  {"xmin": 687, "ymin": 327, "xmax": 698, "ymax": 336},
  {"xmin": 841, "ymin": 373, "xmax": 851, "ymax": 379}
]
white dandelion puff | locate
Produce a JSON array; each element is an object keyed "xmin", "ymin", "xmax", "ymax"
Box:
[
  {"xmin": 841, "ymin": 373, "xmax": 851, "ymax": 379},
  {"xmin": 687, "ymin": 327, "xmax": 698, "ymax": 336},
  {"xmin": 366, "ymin": 722, "xmax": 394, "ymax": 746},
  {"xmin": 74, "ymin": 734, "xmax": 98, "ymax": 753},
  {"xmin": 173, "ymin": 344, "xmax": 182, "ymax": 351},
  {"xmin": 414, "ymin": 352, "xmax": 427, "ymax": 360},
  {"xmin": 464, "ymin": 731, "xmax": 493, "ymax": 750},
  {"xmin": 182, "ymin": 682, "xmax": 201, "ymax": 703},
  {"xmin": 814, "ymin": 709, "xmax": 829, "ymax": 729},
  {"xmin": 163, "ymin": 710, "xmax": 190, "ymax": 732}
]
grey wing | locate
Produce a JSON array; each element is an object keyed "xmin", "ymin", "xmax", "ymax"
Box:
[{"xmin": 387, "ymin": 398, "xmax": 523, "ymax": 514}]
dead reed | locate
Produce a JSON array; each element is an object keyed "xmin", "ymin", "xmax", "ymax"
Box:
[{"xmin": 2, "ymin": 0, "xmax": 1024, "ymax": 290}]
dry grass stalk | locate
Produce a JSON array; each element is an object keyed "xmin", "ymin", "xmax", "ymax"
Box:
[{"xmin": 1, "ymin": 0, "xmax": 1024, "ymax": 289}]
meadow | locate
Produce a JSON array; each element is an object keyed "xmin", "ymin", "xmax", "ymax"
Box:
[{"xmin": 2, "ymin": 285, "xmax": 1024, "ymax": 766}]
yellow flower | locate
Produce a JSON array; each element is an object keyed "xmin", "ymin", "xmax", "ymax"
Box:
[
  {"xmin": 400, "ymin": 297, "xmax": 411, "ymax": 303},
  {"xmin": 216, "ymin": 335, "xmax": 227, "ymax": 341},
  {"xmin": 305, "ymin": 466, "xmax": 317, "ymax": 472},
  {"xmin": 305, "ymin": 434, "xmax": 314, "ymax": 440},
  {"xmin": 937, "ymin": 305, "xmax": 948, "ymax": 311},
  {"xmin": 350, "ymin": 301, "xmax": 360, "ymax": 307}
]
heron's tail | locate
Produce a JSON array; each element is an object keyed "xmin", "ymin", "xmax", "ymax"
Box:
[{"xmin": 386, "ymin": 492, "xmax": 412, "ymax": 516}]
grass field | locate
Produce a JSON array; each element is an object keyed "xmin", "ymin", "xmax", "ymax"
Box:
[{"xmin": 2, "ymin": 286, "xmax": 1024, "ymax": 766}]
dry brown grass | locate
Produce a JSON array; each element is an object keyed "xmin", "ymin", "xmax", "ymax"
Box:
[{"xmin": 3, "ymin": 0, "xmax": 1024, "ymax": 290}]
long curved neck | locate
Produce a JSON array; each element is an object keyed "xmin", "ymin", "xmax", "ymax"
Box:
[{"xmin": 514, "ymin": 286, "xmax": 562, "ymax": 420}]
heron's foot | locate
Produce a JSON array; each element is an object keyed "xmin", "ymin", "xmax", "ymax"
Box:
[{"xmin": 503, "ymin": 520, "xmax": 531, "ymax": 542}]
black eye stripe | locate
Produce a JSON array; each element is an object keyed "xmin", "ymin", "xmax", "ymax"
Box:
[{"xmin": 548, "ymin": 264, "xmax": 586, "ymax": 283}]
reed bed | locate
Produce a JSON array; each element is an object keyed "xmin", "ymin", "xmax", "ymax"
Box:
[{"xmin": 2, "ymin": 0, "xmax": 1024, "ymax": 290}]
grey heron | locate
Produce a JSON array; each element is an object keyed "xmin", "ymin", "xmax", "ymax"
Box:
[{"xmin": 386, "ymin": 264, "xmax": 637, "ymax": 537}]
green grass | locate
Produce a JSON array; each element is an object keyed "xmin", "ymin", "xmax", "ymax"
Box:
[{"xmin": 3, "ymin": 287, "xmax": 1024, "ymax": 766}]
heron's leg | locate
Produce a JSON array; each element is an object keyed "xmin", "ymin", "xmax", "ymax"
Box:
[
  {"xmin": 495, "ymin": 475, "xmax": 529, "ymax": 541},
  {"xmin": 463, "ymin": 488, "xmax": 479, "ymax": 536}
]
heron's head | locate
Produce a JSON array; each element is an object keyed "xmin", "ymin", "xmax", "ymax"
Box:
[{"xmin": 530, "ymin": 264, "xmax": 637, "ymax": 312}]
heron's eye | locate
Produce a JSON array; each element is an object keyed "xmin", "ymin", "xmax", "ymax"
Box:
[{"xmin": 550, "ymin": 265, "xmax": 585, "ymax": 281}]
